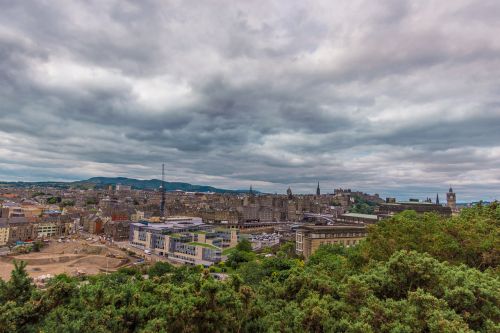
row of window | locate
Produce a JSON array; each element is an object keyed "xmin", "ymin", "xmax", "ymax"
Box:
[
  {"xmin": 170, "ymin": 254, "xmax": 195, "ymax": 263},
  {"xmin": 311, "ymin": 232, "xmax": 367, "ymax": 238},
  {"xmin": 319, "ymin": 239, "xmax": 360, "ymax": 246}
]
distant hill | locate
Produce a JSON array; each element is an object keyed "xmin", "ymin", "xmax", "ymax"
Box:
[{"xmin": 0, "ymin": 177, "xmax": 257, "ymax": 194}]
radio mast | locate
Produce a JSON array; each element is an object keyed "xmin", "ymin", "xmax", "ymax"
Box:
[{"xmin": 160, "ymin": 164, "xmax": 166, "ymax": 220}]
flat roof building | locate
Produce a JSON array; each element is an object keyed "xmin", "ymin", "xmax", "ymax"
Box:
[
  {"xmin": 337, "ymin": 212, "xmax": 380, "ymax": 224},
  {"xmin": 377, "ymin": 201, "xmax": 452, "ymax": 218},
  {"xmin": 129, "ymin": 216, "xmax": 238, "ymax": 266},
  {"xmin": 296, "ymin": 224, "xmax": 368, "ymax": 259}
]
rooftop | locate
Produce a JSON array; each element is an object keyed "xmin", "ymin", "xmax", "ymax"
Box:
[
  {"xmin": 187, "ymin": 242, "xmax": 220, "ymax": 250},
  {"xmin": 341, "ymin": 213, "xmax": 378, "ymax": 219},
  {"xmin": 132, "ymin": 216, "xmax": 205, "ymax": 232},
  {"xmin": 297, "ymin": 224, "xmax": 367, "ymax": 231}
]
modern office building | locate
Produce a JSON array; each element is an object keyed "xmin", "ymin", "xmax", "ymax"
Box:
[{"xmin": 129, "ymin": 216, "xmax": 238, "ymax": 266}]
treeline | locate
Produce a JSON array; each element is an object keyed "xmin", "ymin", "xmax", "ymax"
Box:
[{"xmin": 0, "ymin": 204, "xmax": 499, "ymax": 332}]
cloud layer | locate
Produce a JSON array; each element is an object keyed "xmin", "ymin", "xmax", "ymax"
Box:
[{"xmin": 1, "ymin": 0, "xmax": 500, "ymax": 201}]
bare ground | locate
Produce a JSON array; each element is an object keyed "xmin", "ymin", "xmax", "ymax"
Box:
[{"xmin": 0, "ymin": 239, "xmax": 130, "ymax": 281}]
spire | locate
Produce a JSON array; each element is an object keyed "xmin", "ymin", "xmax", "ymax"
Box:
[
  {"xmin": 436, "ymin": 193, "xmax": 440, "ymax": 205},
  {"xmin": 316, "ymin": 182, "xmax": 320, "ymax": 196},
  {"xmin": 249, "ymin": 185, "xmax": 253, "ymax": 195}
]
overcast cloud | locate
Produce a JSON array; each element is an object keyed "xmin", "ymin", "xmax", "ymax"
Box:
[{"xmin": 1, "ymin": 0, "xmax": 500, "ymax": 201}]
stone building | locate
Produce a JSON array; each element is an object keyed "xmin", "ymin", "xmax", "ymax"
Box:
[
  {"xmin": 0, "ymin": 219, "xmax": 9, "ymax": 246},
  {"xmin": 6, "ymin": 217, "xmax": 36, "ymax": 244},
  {"xmin": 377, "ymin": 200, "xmax": 452, "ymax": 218},
  {"xmin": 446, "ymin": 187, "xmax": 457, "ymax": 211},
  {"xmin": 104, "ymin": 220, "xmax": 131, "ymax": 241},
  {"xmin": 295, "ymin": 224, "xmax": 367, "ymax": 259},
  {"xmin": 336, "ymin": 212, "xmax": 380, "ymax": 224}
]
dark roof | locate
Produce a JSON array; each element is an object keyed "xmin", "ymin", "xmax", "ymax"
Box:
[
  {"xmin": 297, "ymin": 224, "xmax": 366, "ymax": 232},
  {"xmin": 6, "ymin": 217, "xmax": 29, "ymax": 225}
]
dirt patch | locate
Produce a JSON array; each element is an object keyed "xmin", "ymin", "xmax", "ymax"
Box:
[
  {"xmin": 68, "ymin": 255, "xmax": 125, "ymax": 268},
  {"xmin": 0, "ymin": 240, "xmax": 130, "ymax": 281}
]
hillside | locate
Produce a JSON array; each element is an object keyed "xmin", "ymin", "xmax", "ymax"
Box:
[{"xmin": 0, "ymin": 177, "xmax": 256, "ymax": 194}]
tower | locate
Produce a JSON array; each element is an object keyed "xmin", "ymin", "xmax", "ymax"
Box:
[
  {"xmin": 316, "ymin": 182, "xmax": 320, "ymax": 196},
  {"xmin": 446, "ymin": 187, "xmax": 456, "ymax": 211},
  {"xmin": 436, "ymin": 193, "xmax": 440, "ymax": 205},
  {"xmin": 287, "ymin": 186, "xmax": 293, "ymax": 200},
  {"xmin": 248, "ymin": 185, "xmax": 255, "ymax": 204},
  {"xmin": 160, "ymin": 164, "xmax": 166, "ymax": 219}
]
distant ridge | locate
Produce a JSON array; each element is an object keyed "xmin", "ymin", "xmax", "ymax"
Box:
[{"xmin": 0, "ymin": 177, "xmax": 258, "ymax": 194}]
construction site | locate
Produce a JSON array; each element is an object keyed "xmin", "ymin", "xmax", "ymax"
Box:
[{"xmin": 0, "ymin": 238, "xmax": 133, "ymax": 281}]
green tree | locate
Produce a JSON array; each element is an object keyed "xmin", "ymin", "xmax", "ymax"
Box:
[{"xmin": 236, "ymin": 238, "xmax": 253, "ymax": 252}]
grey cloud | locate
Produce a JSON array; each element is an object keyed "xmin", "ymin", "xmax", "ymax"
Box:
[{"xmin": 1, "ymin": 0, "xmax": 500, "ymax": 200}]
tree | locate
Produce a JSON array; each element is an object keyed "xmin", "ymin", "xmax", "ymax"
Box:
[
  {"xmin": 148, "ymin": 262, "xmax": 175, "ymax": 278},
  {"xmin": 0, "ymin": 260, "xmax": 33, "ymax": 304},
  {"xmin": 32, "ymin": 241, "xmax": 43, "ymax": 252},
  {"xmin": 61, "ymin": 200, "xmax": 75, "ymax": 207},
  {"xmin": 0, "ymin": 207, "xmax": 498, "ymax": 332},
  {"xmin": 236, "ymin": 238, "xmax": 253, "ymax": 252},
  {"xmin": 85, "ymin": 197, "xmax": 98, "ymax": 205},
  {"xmin": 47, "ymin": 196, "xmax": 61, "ymax": 204}
]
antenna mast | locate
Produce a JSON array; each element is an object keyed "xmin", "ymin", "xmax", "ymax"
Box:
[{"xmin": 160, "ymin": 164, "xmax": 166, "ymax": 220}]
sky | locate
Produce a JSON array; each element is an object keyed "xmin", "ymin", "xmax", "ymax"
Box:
[{"xmin": 0, "ymin": 0, "xmax": 500, "ymax": 201}]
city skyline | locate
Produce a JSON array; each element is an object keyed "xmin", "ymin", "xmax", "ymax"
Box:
[
  {"xmin": 0, "ymin": 176, "xmax": 489, "ymax": 203},
  {"xmin": 1, "ymin": 1, "xmax": 500, "ymax": 201}
]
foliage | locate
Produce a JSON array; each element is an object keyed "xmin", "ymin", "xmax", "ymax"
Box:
[
  {"xmin": 85, "ymin": 197, "xmax": 98, "ymax": 205},
  {"xmin": 360, "ymin": 205, "xmax": 500, "ymax": 270},
  {"xmin": 32, "ymin": 241, "xmax": 44, "ymax": 252},
  {"xmin": 0, "ymin": 205, "xmax": 498, "ymax": 332},
  {"xmin": 46, "ymin": 196, "xmax": 62, "ymax": 204},
  {"xmin": 226, "ymin": 239, "xmax": 256, "ymax": 269},
  {"xmin": 61, "ymin": 200, "xmax": 75, "ymax": 207},
  {"xmin": 349, "ymin": 194, "xmax": 378, "ymax": 214},
  {"xmin": 236, "ymin": 238, "xmax": 253, "ymax": 252},
  {"xmin": 148, "ymin": 262, "xmax": 175, "ymax": 278}
]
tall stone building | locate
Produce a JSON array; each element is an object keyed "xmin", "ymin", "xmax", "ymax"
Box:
[{"xmin": 446, "ymin": 187, "xmax": 457, "ymax": 211}]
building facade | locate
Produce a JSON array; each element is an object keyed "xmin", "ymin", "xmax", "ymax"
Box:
[
  {"xmin": 377, "ymin": 201, "xmax": 452, "ymax": 218},
  {"xmin": 6, "ymin": 217, "xmax": 36, "ymax": 244},
  {"xmin": 296, "ymin": 224, "xmax": 368, "ymax": 259},
  {"xmin": 0, "ymin": 220, "xmax": 9, "ymax": 246},
  {"xmin": 129, "ymin": 216, "xmax": 238, "ymax": 266},
  {"xmin": 447, "ymin": 187, "xmax": 457, "ymax": 211},
  {"xmin": 104, "ymin": 220, "xmax": 131, "ymax": 241}
]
